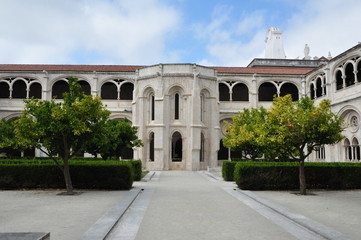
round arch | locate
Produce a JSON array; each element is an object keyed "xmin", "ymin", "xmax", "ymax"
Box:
[
  {"xmin": 258, "ymin": 82, "xmax": 277, "ymax": 101},
  {"xmin": 279, "ymin": 82, "xmax": 299, "ymax": 101}
]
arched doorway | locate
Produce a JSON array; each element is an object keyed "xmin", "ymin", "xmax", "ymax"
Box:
[{"xmin": 171, "ymin": 132, "xmax": 182, "ymax": 162}]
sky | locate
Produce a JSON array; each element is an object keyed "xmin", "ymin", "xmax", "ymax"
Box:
[{"xmin": 0, "ymin": 0, "xmax": 361, "ymax": 67}]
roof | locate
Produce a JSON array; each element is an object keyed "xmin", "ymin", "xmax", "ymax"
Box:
[
  {"xmin": 0, "ymin": 64, "xmax": 315, "ymax": 75},
  {"xmin": 214, "ymin": 66, "xmax": 315, "ymax": 75},
  {"xmin": 0, "ymin": 64, "xmax": 143, "ymax": 72}
]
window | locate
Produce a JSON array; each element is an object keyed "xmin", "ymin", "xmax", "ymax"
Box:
[
  {"xmin": 151, "ymin": 94, "xmax": 155, "ymax": 121},
  {"xmin": 101, "ymin": 82, "xmax": 117, "ymax": 99},
  {"xmin": 219, "ymin": 83, "xmax": 230, "ymax": 101},
  {"xmin": 171, "ymin": 132, "xmax": 182, "ymax": 162},
  {"xmin": 120, "ymin": 82, "xmax": 134, "ymax": 100},
  {"xmin": 175, "ymin": 93, "xmax": 179, "ymax": 120},
  {"xmin": 200, "ymin": 133, "xmax": 205, "ymax": 162},
  {"xmin": 232, "ymin": 83, "xmax": 249, "ymax": 101},
  {"xmin": 52, "ymin": 80, "xmax": 69, "ymax": 99},
  {"xmin": 259, "ymin": 82, "xmax": 277, "ymax": 101},
  {"xmin": 149, "ymin": 132, "xmax": 154, "ymax": 161}
]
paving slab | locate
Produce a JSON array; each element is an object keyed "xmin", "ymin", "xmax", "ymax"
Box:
[
  {"xmin": 130, "ymin": 171, "xmax": 298, "ymax": 240},
  {"xmin": 0, "ymin": 190, "xmax": 129, "ymax": 240}
]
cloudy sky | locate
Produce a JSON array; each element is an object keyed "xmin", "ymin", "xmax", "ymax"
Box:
[{"xmin": 0, "ymin": 0, "xmax": 360, "ymax": 66}]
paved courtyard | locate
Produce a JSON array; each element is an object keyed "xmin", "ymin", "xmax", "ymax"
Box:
[{"xmin": 0, "ymin": 171, "xmax": 360, "ymax": 239}]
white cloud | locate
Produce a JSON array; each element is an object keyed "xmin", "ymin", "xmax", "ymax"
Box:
[
  {"xmin": 0, "ymin": 0, "xmax": 181, "ymax": 64},
  {"xmin": 194, "ymin": 6, "xmax": 266, "ymax": 66},
  {"xmin": 284, "ymin": 0, "xmax": 361, "ymax": 59}
]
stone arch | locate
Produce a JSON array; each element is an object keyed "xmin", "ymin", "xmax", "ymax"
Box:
[
  {"xmin": 171, "ymin": 131, "xmax": 183, "ymax": 162},
  {"xmin": 344, "ymin": 138, "xmax": 352, "ymax": 160},
  {"xmin": 101, "ymin": 81, "xmax": 118, "ymax": 99},
  {"xmin": 231, "ymin": 82, "xmax": 249, "ymax": 101},
  {"xmin": 29, "ymin": 81, "xmax": 42, "ymax": 99},
  {"xmin": 219, "ymin": 82, "xmax": 230, "ymax": 101},
  {"xmin": 4, "ymin": 113, "xmax": 22, "ymax": 120},
  {"xmin": 345, "ymin": 62, "xmax": 355, "ymax": 87},
  {"xmin": 52, "ymin": 79, "xmax": 69, "ymax": 99},
  {"xmin": 310, "ymin": 82, "xmax": 316, "ymax": 99},
  {"xmin": 168, "ymin": 85, "xmax": 185, "ymax": 121},
  {"xmin": 78, "ymin": 80, "xmax": 91, "ymax": 95},
  {"xmin": 258, "ymin": 82, "xmax": 277, "ymax": 101},
  {"xmin": 119, "ymin": 82, "xmax": 134, "ymax": 100},
  {"xmin": 143, "ymin": 87, "xmax": 156, "ymax": 122},
  {"xmin": 352, "ymin": 137, "xmax": 361, "ymax": 161},
  {"xmin": 316, "ymin": 77, "xmax": 323, "ymax": 98},
  {"xmin": 357, "ymin": 59, "xmax": 361, "ymax": 82},
  {"xmin": 279, "ymin": 82, "xmax": 299, "ymax": 101},
  {"xmin": 0, "ymin": 80, "xmax": 10, "ymax": 98},
  {"xmin": 335, "ymin": 69, "xmax": 343, "ymax": 90},
  {"xmin": 11, "ymin": 78, "xmax": 27, "ymax": 99}
]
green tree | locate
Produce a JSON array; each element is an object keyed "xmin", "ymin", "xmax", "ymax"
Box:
[
  {"xmin": 0, "ymin": 118, "xmax": 23, "ymax": 158},
  {"xmin": 86, "ymin": 118, "xmax": 143, "ymax": 160},
  {"xmin": 266, "ymin": 95, "xmax": 344, "ymax": 195},
  {"xmin": 223, "ymin": 107, "xmax": 268, "ymax": 160},
  {"xmin": 15, "ymin": 77, "xmax": 110, "ymax": 194}
]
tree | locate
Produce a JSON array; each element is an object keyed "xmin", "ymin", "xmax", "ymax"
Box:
[
  {"xmin": 86, "ymin": 118, "xmax": 143, "ymax": 160},
  {"xmin": 0, "ymin": 118, "xmax": 23, "ymax": 158},
  {"xmin": 223, "ymin": 107, "xmax": 268, "ymax": 160},
  {"xmin": 266, "ymin": 95, "xmax": 344, "ymax": 195},
  {"xmin": 15, "ymin": 77, "xmax": 110, "ymax": 194}
]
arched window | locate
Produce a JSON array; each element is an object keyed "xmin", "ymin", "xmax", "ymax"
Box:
[
  {"xmin": 175, "ymin": 93, "xmax": 180, "ymax": 120},
  {"xmin": 344, "ymin": 138, "xmax": 351, "ymax": 160},
  {"xmin": 336, "ymin": 70, "xmax": 343, "ymax": 90},
  {"xmin": 52, "ymin": 80, "xmax": 69, "ymax": 99},
  {"xmin": 120, "ymin": 82, "xmax": 134, "ymax": 100},
  {"xmin": 232, "ymin": 83, "xmax": 249, "ymax": 101},
  {"xmin": 259, "ymin": 82, "xmax": 277, "ymax": 101},
  {"xmin": 316, "ymin": 77, "xmax": 322, "ymax": 98},
  {"xmin": 12, "ymin": 80, "xmax": 27, "ymax": 99},
  {"xmin": 345, "ymin": 63, "xmax": 355, "ymax": 87},
  {"xmin": 200, "ymin": 133, "xmax": 205, "ymax": 162},
  {"xmin": 219, "ymin": 83, "xmax": 230, "ymax": 101},
  {"xmin": 352, "ymin": 138, "xmax": 360, "ymax": 161},
  {"xmin": 357, "ymin": 61, "xmax": 361, "ymax": 82},
  {"xmin": 171, "ymin": 132, "xmax": 182, "ymax": 162},
  {"xmin": 315, "ymin": 145, "xmax": 325, "ymax": 159},
  {"xmin": 29, "ymin": 82, "xmax": 42, "ymax": 99},
  {"xmin": 280, "ymin": 82, "xmax": 299, "ymax": 101},
  {"xmin": 323, "ymin": 77, "xmax": 327, "ymax": 95},
  {"xmin": 101, "ymin": 82, "xmax": 117, "ymax": 99},
  {"xmin": 78, "ymin": 80, "xmax": 91, "ymax": 95},
  {"xmin": 310, "ymin": 83, "xmax": 315, "ymax": 99},
  {"xmin": 200, "ymin": 94, "xmax": 204, "ymax": 122},
  {"xmin": 0, "ymin": 82, "xmax": 10, "ymax": 98},
  {"xmin": 149, "ymin": 132, "xmax": 154, "ymax": 161},
  {"xmin": 151, "ymin": 94, "xmax": 155, "ymax": 121}
]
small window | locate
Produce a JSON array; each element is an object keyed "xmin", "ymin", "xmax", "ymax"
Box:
[{"xmin": 175, "ymin": 93, "xmax": 179, "ymax": 120}]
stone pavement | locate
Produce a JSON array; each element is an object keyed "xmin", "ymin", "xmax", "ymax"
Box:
[{"xmin": 1, "ymin": 171, "xmax": 360, "ymax": 239}]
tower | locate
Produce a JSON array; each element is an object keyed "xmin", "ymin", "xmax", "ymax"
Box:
[{"xmin": 265, "ymin": 27, "xmax": 286, "ymax": 59}]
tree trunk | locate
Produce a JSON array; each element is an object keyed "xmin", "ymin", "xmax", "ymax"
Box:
[
  {"xmin": 63, "ymin": 157, "xmax": 74, "ymax": 195},
  {"xmin": 299, "ymin": 159, "xmax": 307, "ymax": 195}
]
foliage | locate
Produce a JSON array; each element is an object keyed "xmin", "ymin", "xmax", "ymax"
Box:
[
  {"xmin": 266, "ymin": 95, "xmax": 344, "ymax": 194},
  {"xmin": 15, "ymin": 77, "xmax": 111, "ymax": 194},
  {"xmin": 234, "ymin": 161, "xmax": 361, "ymax": 190},
  {"xmin": 224, "ymin": 95, "xmax": 344, "ymax": 195},
  {"xmin": 222, "ymin": 161, "xmax": 238, "ymax": 181},
  {"xmin": 0, "ymin": 159, "xmax": 134, "ymax": 190},
  {"xmin": 87, "ymin": 119, "xmax": 143, "ymax": 160},
  {"xmin": 129, "ymin": 160, "xmax": 142, "ymax": 181},
  {"xmin": 0, "ymin": 118, "xmax": 24, "ymax": 157},
  {"xmin": 223, "ymin": 108, "xmax": 268, "ymax": 160}
]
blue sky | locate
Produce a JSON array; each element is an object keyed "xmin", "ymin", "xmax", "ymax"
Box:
[{"xmin": 0, "ymin": 0, "xmax": 360, "ymax": 66}]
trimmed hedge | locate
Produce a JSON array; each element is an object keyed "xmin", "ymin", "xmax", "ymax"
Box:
[
  {"xmin": 129, "ymin": 160, "xmax": 142, "ymax": 181},
  {"xmin": 235, "ymin": 161, "xmax": 361, "ymax": 190},
  {"xmin": 0, "ymin": 160, "xmax": 134, "ymax": 190},
  {"xmin": 222, "ymin": 161, "xmax": 238, "ymax": 181}
]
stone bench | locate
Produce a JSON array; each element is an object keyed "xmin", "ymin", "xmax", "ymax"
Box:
[{"xmin": 0, "ymin": 232, "xmax": 50, "ymax": 240}]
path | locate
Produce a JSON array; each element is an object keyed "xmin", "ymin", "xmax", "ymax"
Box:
[{"xmin": 105, "ymin": 171, "xmax": 351, "ymax": 240}]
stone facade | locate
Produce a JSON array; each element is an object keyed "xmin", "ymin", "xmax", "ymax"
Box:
[{"xmin": 1, "ymin": 43, "xmax": 361, "ymax": 170}]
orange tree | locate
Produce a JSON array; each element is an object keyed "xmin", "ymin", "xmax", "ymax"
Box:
[
  {"xmin": 15, "ymin": 77, "xmax": 110, "ymax": 194},
  {"xmin": 265, "ymin": 95, "xmax": 344, "ymax": 195}
]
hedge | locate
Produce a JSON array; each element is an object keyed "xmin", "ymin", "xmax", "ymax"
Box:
[
  {"xmin": 129, "ymin": 160, "xmax": 142, "ymax": 181},
  {"xmin": 222, "ymin": 161, "xmax": 238, "ymax": 181},
  {"xmin": 234, "ymin": 161, "xmax": 361, "ymax": 190},
  {"xmin": 0, "ymin": 160, "xmax": 134, "ymax": 190}
]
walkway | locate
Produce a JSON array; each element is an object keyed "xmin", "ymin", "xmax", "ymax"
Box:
[{"xmin": 103, "ymin": 171, "xmax": 353, "ymax": 240}]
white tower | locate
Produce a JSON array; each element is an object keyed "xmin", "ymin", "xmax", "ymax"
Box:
[{"xmin": 265, "ymin": 27, "xmax": 286, "ymax": 59}]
